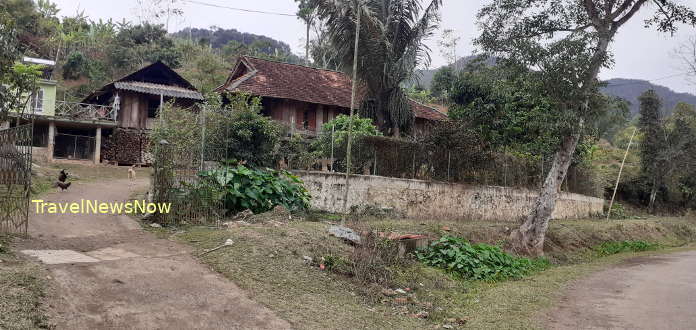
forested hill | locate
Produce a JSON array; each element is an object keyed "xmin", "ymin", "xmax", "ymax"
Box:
[
  {"xmin": 171, "ymin": 27, "xmax": 298, "ymax": 57},
  {"xmin": 601, "ymin": 78, "xmax": 696, "ymax": 116}
]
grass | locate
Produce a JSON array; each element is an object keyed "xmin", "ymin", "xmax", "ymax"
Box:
[
  {"xmin": 0, "ymin": 235, "xmax": 52, "ymax": 329},
  {"xmin": 593, "ymin": 240, "xmax": 661, "ymax": 256},
  {"xmin": 159, "ymin": 213, "xmax": 696, "ymax": 329}
]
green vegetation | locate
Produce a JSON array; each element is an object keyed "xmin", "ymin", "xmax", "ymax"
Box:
[
  {"xmin": 193, "ymin": 165, "xmax": 310, "ymax": 215},
  {"xmin": 312, "ymin": 114, "xmax": 382, "ymax": 171},
  {"xmin": 594, "ymin": 240, "xmax": 661, "ymax": 257},
  {"xmin": 416, "ymin": 236, "xmax": 549, "ymax": 281}
]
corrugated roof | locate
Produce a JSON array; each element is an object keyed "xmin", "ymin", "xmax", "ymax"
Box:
[
  {"xmin": 221, "ymin": 56, "xmax": 447, "ymax": 121},
  {"xmin": 114, "ymin": 81, "xmax": 204, "ymax": 100}
]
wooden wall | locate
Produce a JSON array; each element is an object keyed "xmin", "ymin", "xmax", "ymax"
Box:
[
  {"xmin": 261, "ymin": 97, "xmax": 347, "ymax": 134},
  {"xmin": 118, "ymin": 91, "xmax": 148, "ymax": 129}
]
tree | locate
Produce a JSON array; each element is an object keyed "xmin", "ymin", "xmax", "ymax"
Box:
[
  {"xmin": 430, "ymin": 66, "xmax": 456, "ymax": 99},
  {"xmin": 638, "ymin": 90, "xmax": 667, "ymax": 211},
  {"xmin": 677, "ymin": 35, "xmax": 696, "ymax": 85},
  {"xmin": 477, "ymin": 0, "xmax": 696, "ymax": 256},
  {"xmin": 295, "ymin": 0, "xmax": 318, "ymax": 65},
  {"xmin": 438, "ymin": 28, "xmax": 460, "ymax": 68},
  {"xmin": 0, "ymin": 13, "xmax": 23, "ymax": 120},
  {"xmin": 209, "ymin": 93, "xmax": 282, "ymax": 167},
  {"xmin": 313, "ymin": 114, "xmax": 382, "ymax": 171},
  {"xmin": 314, "ymin": 0, "xmax": 443, "ymax": 136},
  {"xmin": 595, "ymin": 95, "xmax": 631, "ymax": 142}
]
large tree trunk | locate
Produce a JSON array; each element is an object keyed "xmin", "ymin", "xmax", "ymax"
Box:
[{"xmin": 509, "ymin": 132, "xmax": 580, "ymax": 256}]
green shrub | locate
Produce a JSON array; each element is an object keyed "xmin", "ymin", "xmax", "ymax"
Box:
[
  {"xmin": 607, "ymin": 202, "xmax": 627, "ymax": 219},
  {"xmin": 194, "ymin": 165, "xmax": 311, "ymax": 215},
  {"xmin": 594, "ymin": 240, "xmax": 660, "ymax": 257},
  {"xmin": 416, "ymin": 236, "xmax": 549, "ymax": 281}
]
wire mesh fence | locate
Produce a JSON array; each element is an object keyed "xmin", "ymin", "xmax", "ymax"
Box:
[
  {"xmin": 289, "ymin": 133, "xmax": 600, "ymax": 198},
  {"xmin": 0, "ymin": 123, "xmax": 33, "ymax": 235}
]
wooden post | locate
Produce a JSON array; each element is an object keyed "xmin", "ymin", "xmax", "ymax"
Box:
[{"xmin": 94, "ymin": 126, "xmax": 102, "ymax": 164}]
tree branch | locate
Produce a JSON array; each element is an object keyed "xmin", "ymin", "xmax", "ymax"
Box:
[{"xmin": 615, "ymin": 0, "xmax": 649, "ymax": 27}]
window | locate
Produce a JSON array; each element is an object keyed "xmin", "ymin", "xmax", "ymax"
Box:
[
  {"xmin": 31, "ymin": 89, "xmax": 44, "ymax": 113},
  {"xmin": 147, "ymin": 98, "xmax": 160, "ymax": 118},
  {"xmin": 302, "ymin": 110, "xmax": 310, "ymax": 130}
]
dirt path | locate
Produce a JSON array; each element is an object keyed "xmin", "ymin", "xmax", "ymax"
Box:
[
  {"xmin": 546, "ymin": 250, "xmax": 696, "ymax": 330},
  {"xmin": 16, "ymin": 178, "xmax": 291, "ymax": 329}
]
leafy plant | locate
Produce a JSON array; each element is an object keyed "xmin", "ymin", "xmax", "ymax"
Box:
[
  {"xmin": 195, "ymin": 165, "xmax": 311, "ymax": 215},
  {"xmin": 416, "ymin": 236, "xmax": 549, "ymax": 281},
  {"xmin": 594, "ymin": 240, "xmax": 660, "ymax": 257}
]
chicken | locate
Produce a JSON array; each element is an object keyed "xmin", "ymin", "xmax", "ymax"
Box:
[
  {"xmin": 57, "ymin": 181, "xmax": 71, "ymax": 191},
  {"xmin": 58, "ymin": 169, "xmax": 68, "ymax": 183}
]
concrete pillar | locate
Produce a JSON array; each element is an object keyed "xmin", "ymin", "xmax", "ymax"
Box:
[
  {"xmin": 94, "ymin": 126, "xmax": 102, "ymax": 164},
  {"xmin": 47, "ymin": 121, "xmax": 55, "ymax": 163}
]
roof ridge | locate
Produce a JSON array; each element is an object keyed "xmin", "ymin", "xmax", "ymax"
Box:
[{"xmin": 241, "ymin": 55, "xmax": 347, "ymax": 75}]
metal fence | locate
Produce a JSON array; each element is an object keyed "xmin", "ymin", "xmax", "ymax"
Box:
[
  {"xmin": 0, "ymin": 124, "xmax": 33, "ymax": 235},
  {"xmin": 54, "ymin": 133, "xmax": 95, "ymax": 160},
  {"xmin": 291, "ymin": 133, "xmax": 600, "ymax": 198}
]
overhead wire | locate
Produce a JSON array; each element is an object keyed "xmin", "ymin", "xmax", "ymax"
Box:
[{"xmin": 181, "ymin": 0, "xmax": 298, "ymax": 17}]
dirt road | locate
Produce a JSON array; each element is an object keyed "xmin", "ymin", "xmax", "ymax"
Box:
[
  {"xmin": 546, "ymin": 250, "xmax": 696, "ymax": 330},
  {"xmin": 17, "ymin": 178, "xmax": 291, "ymax": 329}
]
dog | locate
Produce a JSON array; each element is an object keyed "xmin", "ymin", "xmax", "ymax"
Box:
[{"xmin": 128, "ymin": 165, "xmax": 136, "ymax": 181}]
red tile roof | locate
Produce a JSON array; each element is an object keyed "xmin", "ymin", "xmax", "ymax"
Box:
[{"xmin": 219, "ymin": 56, "xmax": 447, "ymax": 121}]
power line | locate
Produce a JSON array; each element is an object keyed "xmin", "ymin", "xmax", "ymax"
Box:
[
  {"xmin": 181, "ymin": 0, "xmax": 298, "ymax": 17},
  {"xmin": 606, "ymin": 72, "xmax": 690, "ymax": 87}
]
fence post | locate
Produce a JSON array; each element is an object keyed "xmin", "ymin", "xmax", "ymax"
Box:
[
  {"xmin": 330, "ymin": 123, "xmax": 335, "ymax": 172},
  {"xmin": 412, "ymin": 150, "xmax": 416, "ymax": 179},
  {"xmin": 447, "ymin": 151, "xmax": 451, "ymax": 182},
  {"xmin": 199, "ymin": 106, "xmax": 206, "ymax": 171},
  {"xmin": 372, "ymin": 149, "xmax": 377, "ymax": 175}
]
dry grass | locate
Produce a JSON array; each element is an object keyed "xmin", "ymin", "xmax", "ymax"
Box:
[
  {"xmin": 32, "ymin": 162, "xmax": 152, "ymax": 195},
  {"xmin": 162, "ymin": 212, "xmax": 696, "ymax": 329},
  {"xmin": 0, "ymin": 235, "xmax": 52, "ymax": 329}
]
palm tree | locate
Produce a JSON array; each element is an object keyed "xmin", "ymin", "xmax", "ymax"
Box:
[{"xmin": 314, "ymin": 0, "xmax": 442, "ymax": 136}]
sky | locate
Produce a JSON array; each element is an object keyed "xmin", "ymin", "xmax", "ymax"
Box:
[{"xmin": 49, "ymin": 0, "xmax": 696, "ymax": 93}]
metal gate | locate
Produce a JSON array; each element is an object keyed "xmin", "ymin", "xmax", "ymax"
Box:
[
  {"xmin": 0, "ymin": 124, "xmax": 33, "ymax": 235},
  {"xmin": 54, "ymin": 133, "xmax": 95, "ymax": 160}
]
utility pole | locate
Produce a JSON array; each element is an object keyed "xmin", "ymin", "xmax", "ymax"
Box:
[
  {"xmin": 607, "ymin": 127, "xmax": 637, "ymax": 220},
  {"xmin": 341, "ymin": 0, "xmax": 361, "ymax": 224}
]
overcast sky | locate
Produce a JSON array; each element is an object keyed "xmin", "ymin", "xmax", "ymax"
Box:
[{"xmin": 50, "ymin": 0, "xmax": 695, "ymax": 93}]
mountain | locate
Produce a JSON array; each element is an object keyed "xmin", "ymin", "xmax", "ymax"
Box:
[
  {"xmin": 601, "ymin": 79, "xmax": 696, "ymax": 116},
  {"xmin": 171, "ymin": 27, "xmax": 302, "ymax": 63}
]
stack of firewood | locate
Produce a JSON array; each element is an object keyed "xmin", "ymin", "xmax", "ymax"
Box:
[{"xmin": 101, "ymin": 129, "xmax": 153, "ymax": 165}]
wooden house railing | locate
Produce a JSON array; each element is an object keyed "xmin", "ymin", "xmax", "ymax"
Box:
[{"xmin": 55, "ymin": 101, "xmax": 118, "ymax": 122}]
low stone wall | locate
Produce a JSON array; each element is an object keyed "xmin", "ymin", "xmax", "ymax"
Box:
[
  {"xmin": 32, "ymin": 147, "xmax": 50, "ymax": 163},
  {"xmin": 296, "ymin": 171, "xmax": 605, "ymax": 222}
]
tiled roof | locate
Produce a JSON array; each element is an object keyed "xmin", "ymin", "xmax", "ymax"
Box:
[
  {"xmin": 409, "ymin": 99, "xmax": 448, "ymax": 121},
  {"xmin": 114, "ymin": 81, "xmax": 204, "ymax": 100},
  {"xmin": 221, "ymin": 56, "xmax": 447, "ymax": 121}
]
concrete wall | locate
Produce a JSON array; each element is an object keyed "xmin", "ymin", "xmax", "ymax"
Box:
[{"xmin": 296, "ymin": 171, "xmax": 605, "ymax": 222}]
